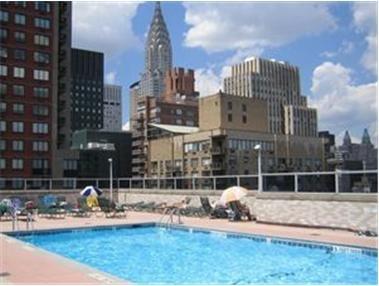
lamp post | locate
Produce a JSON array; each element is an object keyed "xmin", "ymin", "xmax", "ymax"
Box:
[
  {"xmin": 108, "ymin": 158, "xmax": 113, "ymax": 202},
  {"xmin": 254, "ymin": 144, "xmax": 262, "ymax": 192}
]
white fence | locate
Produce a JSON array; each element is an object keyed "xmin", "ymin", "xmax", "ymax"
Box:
[{"xmin": 0, "ymin": 170, "xmax": 377, "ymax": 193}]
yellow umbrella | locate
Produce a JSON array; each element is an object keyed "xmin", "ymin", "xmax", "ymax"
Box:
[{"xmin": 220, "ymin": 186, "xmax": 248, "ymax": 205}]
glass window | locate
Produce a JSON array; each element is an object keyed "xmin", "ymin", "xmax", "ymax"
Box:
[
  {"xmin": 34, "ymin": 34, "xmax": 49, "ymax": 46},
  {"xmin": 33, "ymin": 105, "xmax": 48, "ymax": 116},
  {"xmin": 13, "ymin": 67, "xmax": 25, "ymax": 78},
  {"xmin": 12, "ymin": 159, "xmax": 23, "ymax": 170},
  {"xmin": 242, "ymin": 104, "xmax": 247, "ymax": 112},
  {"xmin": 0, "ymin": 28, "xmax": 7, "ymax": 39},
  {"xmin": 12, "ymin": 122, "xmax": 24, "ymax": 133},
  {"xmin": 33, "ymin": 69, "xmax": 49, "ymax": 81},
  {"xmin": 0, "ymin": 84, "xmax": 6, "ymax": 95},
  {"xmin": 34, "ymin": 17, "xmax": 50, "ymax": 29},
  {"xmin": 0, "ymin": 11, "xmax": 9, "ymax": 22},
  {"xmin": 14, "ymin": 49, "xmax": 26, "ymax": 61},
  {"xmin": 0, "ymin": 140, "xmax": 5, "ymax": 150},
  {"xmin": 0, "ymin": 158, "xmax": 5, "ymax": 169},
  {"xmin": 13, "ymin": 85, "xmax": 24, "ymax": 96},
  {"xmin": 33, "ymin": 52, "xmax": 50, "ymax": 64},
  {"xmin": 228, "ymin": 101, "xmax": 233, "ymax": 110},
  {"xmin": 242, "ymin": 115, "xmax": 247, "ymax": 124},
  {"xmin": 12, "ymin": 140, "xmax": 24, "ymax": 151},
  {"xmin": 14, "ymin": 31, "xmax": 26, "ymax": 42},
  {"xmin": 14, "ymin": 14, "xmax": 26, "ymax": 25},
  {"xmin": 0, "ymin": 121, "xmax": 6, "ymax": 132},
  {"xmin": 228, "ymin": 113, "xmax": 232, "ymax": 122},
  {"xmin": 0, "ymin": 102, "xmax": 6, "ymax": 112},
  {"xmin": 35, "ymin": 2, "xmax": 51, "ymax": 12},
  {"xmin": 13, "ymin": 103, "xmax": 24, "ymax": 114},
  {"xmin": 0, "ymin": 47, "xmax": 7, "ymax": 58},
  {"xmin": 0, "ymin": 65, "xmax": 7, "ymax": 76},
  {"xmin": 33, "ymin": 141, "xmax": 48, "ymax": 152},
  {"xmin": 32, "ymin": 123, "xmax": 48, "ymax": 134},
  {"xmin": 32, "ymin": 159, "xmax": 48, "ymax": 169},
  {"xmin": 33, "ymin": 87, "xmax": 48, "ymax": 98}
]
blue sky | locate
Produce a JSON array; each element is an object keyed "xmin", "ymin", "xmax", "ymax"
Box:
[{"xmin": 72, "ymin": 1, "xmax": 378, "ymax": 145}]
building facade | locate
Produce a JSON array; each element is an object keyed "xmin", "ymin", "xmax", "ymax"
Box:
[
  {"xmin": 0, "ymin": 2, "xmax": 73, "ymax": 183},
  {"xmin": 71, "ymin": 48, "xmax": 104, "ymax": 131},
  {"xmin": 224, "ymin": 57, "xmax": 317, "ymax": 137},
  {"xmin": 103, "ymin": 84, "xmax": 122, "ymax": 131}
]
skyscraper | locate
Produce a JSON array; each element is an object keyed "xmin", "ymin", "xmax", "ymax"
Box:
[
  {"xmin": 103, "ymin": 84, "xmax": 122, "ymax": 131},
  {"xmin": 140, "ymin": 1, "xmax": 172, "ymax": 98}
]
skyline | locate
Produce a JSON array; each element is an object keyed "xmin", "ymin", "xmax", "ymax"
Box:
[{"xmin": 71, "ymin": 1, "xmax": 378, "ymax": 145}]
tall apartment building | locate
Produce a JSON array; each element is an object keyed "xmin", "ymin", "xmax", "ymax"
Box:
[
  {"xmin": 224, "ymin": 57, "xmax": 317, "ymax": 137},
  {"xmin": 71, "ymin": 48, "xmax": 104, "ymax": 131},
  {"xmin": 103, "ymin": 84, "xmax": 122, "ymax": 131},
  {"xmin": 0, "ymin": 2, "xmax": 73, "ymax": 184}
]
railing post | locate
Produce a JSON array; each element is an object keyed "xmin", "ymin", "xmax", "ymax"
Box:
[
  {"xmin": 174, "ymin": 178, "xmax": 177, "ymax": 190},
  {"xmin": 96, "ymin": 179, "xmax": 99, "ymax": 188},
  {"xmin": 213, "ymin": 177, "xmax": 216, "ymax": 190},
  {"xmin": 192, "ymin": 177, "xmax": 195, "ymax": 190},
  {"xmin": 294, "ymin": 173, "xmax": 298, "ymax": 192},
  {"xmin": 157, "ymin": 178, "xmax": 160, "ymax": 189},
  {"xmin": 335, "ymin": 169, "xmax": 340, "ymax": 193},
  {"xmin": 142, "ymin": 178, "xmax": 145, "ymax": 190},
  {"xmin": 129, "ymin": 179, "xmax": 132, "ymax": 191},
  {"xmin": 74, "ymin": 178, "xmax": 77, "ymax": 191},
  {"xmin": 24, "ymin": 179, "xmax": 27, "ymax": 190},
  {"xmin": 49, "ymin": 179, "xmax": 52, "ymax": 190},
  {"xmin": 237, "ymin": 176, "xmax": 240, "ymax": 187}
]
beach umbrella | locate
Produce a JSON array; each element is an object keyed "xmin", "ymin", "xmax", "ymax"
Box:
[
  {"xmin": 80, "ymin": 186, "xmax": 103, "ymax": 197},
  {"xmin": 220, "ymin": 186, "xmax": 248, "ymax": 205}
]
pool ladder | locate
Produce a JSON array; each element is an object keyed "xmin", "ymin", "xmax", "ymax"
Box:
[{"xmin": 159, "ymin": 208, "xmax": 182, "ymax": 227}]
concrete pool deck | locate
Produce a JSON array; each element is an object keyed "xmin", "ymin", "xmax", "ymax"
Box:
[{"xmin": 0, "ymin": 211, "xmax": 377, "ymax": 284}]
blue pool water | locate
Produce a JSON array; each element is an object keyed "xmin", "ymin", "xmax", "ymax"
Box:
[{"xmin": 17, "ymin": 226, "xmax": 377, "ymax": 284}]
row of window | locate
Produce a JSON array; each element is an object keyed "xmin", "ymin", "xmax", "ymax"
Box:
[
  {"xmin": 0, "ymin": 121, "xmax": 49, "ymax": 134},
  {"xmin": 0, "ymin": 83, "xmax": 49, "ymax": 98},
  {"xmin": 0, "ymin": 102, "xmax": 49, "ymax": 116},
  {"xmin": 184, "ymin": 141, "xmax": 210, "ymax": 153},
  {"xmin": 227, "ymin": 139, "xmax": 274, "ymax": 151},
  {"xmin": 0, "ymin": 65, "xmax": 49, "ymax": 80},
  {"xmin": 0, "ymin": 29, "xmax": 50, "ymax": 46},
  {"xmin": 227, "ymin": 101, "xmax": 247, "ymax": 112},
  {"xmin": 0, "ymin": 140, "xmax": 48, "ymax": 152},
  {"xmin": 1, "ymin": 47, "xmax": 50, "ymax": 63},
  {"xmin": 0, "ymin": 158, "xmax": 49, "ymax": 170},
  {"xmin": 0, "ymin": 10, "xmax": 50, "ymax": 28}
]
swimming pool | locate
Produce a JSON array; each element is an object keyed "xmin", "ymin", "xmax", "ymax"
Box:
[{"xmin": 13, "ymin": 224, "xmax": 378, "ymax": 284}]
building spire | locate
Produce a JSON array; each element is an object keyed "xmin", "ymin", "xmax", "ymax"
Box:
[
  {"xmin": 343, "ymin": 130, "xmax": 351, "ymax": 146},
  {"xmin": 361, "ymin": 128, "xmax": 372, "ymax": 145}
]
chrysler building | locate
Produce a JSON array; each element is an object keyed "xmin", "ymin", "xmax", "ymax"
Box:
[{"xmin": 140, "ymin": 2, "xmax": 172, "ymax": 98}]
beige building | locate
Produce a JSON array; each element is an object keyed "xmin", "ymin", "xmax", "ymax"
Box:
[
  {"xmin": 223, "ymin": 57, "xmax": 317, "ymax": 137},
  {"xmin": 147, "ymin": 92, "xmax": 324, "ymax": 178}
]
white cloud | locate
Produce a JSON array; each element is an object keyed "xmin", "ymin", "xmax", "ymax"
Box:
[
  {"xmin": 122, "ymin": 121, "xmax": 130, "ymax": 131},
  {"xmin": 195, "ymin": 68, "xmax": 222, "ymax": 97},
  {"xmin": 309, "ymin": 62, "xmax": 377, "ymax": 143},
  {"xmin": 105, "ymin": 72, "xmax": 117, "ymax": 84},
  {"xmin": 72, "ymin": 2, "xmax": 141, "ymax": 57},
  {"xmin": 321, "ymin": 40, "xmax": 354, "ymax": 59},
  {"xmin": 183, "ymin": 2, "xmax": 336, "ymax": 53},
  {"xmin": 352, "ymin": 2, "xmax": 378, "ymax": 75}
]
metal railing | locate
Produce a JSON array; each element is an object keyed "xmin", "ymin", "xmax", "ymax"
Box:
[{"xmin": 0, "ymin": 170, "xmax": 377, "ymax": 193}]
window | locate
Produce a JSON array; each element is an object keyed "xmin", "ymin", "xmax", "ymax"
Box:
[
  {"xmin": 33, "ymin": 69, "xmax": 49, "ymax": 81},
  {"xmin": 13, "ymin": 103, "xmax": 24, "ymax": 114},
  {"xmin": 12, "ymin": 140, "xmax": 23, "ymax": 151},
  {"xmin": 14, "ymin": 31, "xmax": 26, "ymax": 42},
  {"xmin": 242, "ymin": 104, "xmax": 247, "ymax": 112},
  {"xmin": 228, "ymin": 113, "xmax": 233, "ymax": 122},
  {"xmin": 0, "ymin": 140, "xmax": 5, "ymax": 150},
  {"xmin": 13, "ymin": 67, "xmax": 25, "ymax": 78},
  {"xmin": 32, "ymin": 123, "xmax": 48, "ymax": 134},
  {"xmin": 176, "ymin": 109, "xmax": 182, "ymax": 115},
  {"xmin": 34, "ymin": 17, "xmax": 50, "ymax": 29},
  {"xmin": 13, "ymin": 85, "xmax": 24, "ymax": 96},
  {"xmin": 0, "ymin": 65, "xmax": 7, "ymax": 76},
  {"xmin": 35, "ymin": 2, "xmax": 51, "ymax": 12},
  {"xmin": 12, "ymin": 159, "xmax": 23, "ymax": 170},
  {"xmin": 242, "ymin": 115, "xmax": 247, "ymax": 124},
  {"xmin": 33, "ymin": 141, "xmax": 48, "ymax": 151},
  {"xmin": 12, "ymin": 122, "xmax": 24, "ymax": 133},
  {"xmin": 0, "ymin": 158, "xmax": 5, "ymax": 169},
  {"xmin": 33, "ymin": 105, "xmax": 48, "ymax": 116},
  {"xmin": 33, "ymin": 52, "xmax": 49, "ymax": 63},
  {"xmin": 0, "ymin": 121, "xmax": 6, "ymax": 132},
  {"xmin": 0, "ymin": 102, "xmax": 6, "ymax": 112},
  {"xmin": 34, "ymin": 34, "xmax": 49, "ymax": 46},
  {"xmin": 0, "ymin": 11, "xmax": 9, "ymax": 22},
  {"xmin": 0, "ymin": 47, "xmax": 7, "ymax": 58},
  {"xmin": 64, "ymin": 160, "xmax": 77, "ymax": 170},
  {"xmin": 191, "ymin": 158, "xmax": 198, "ymax": 168},
  {"xmin": 14, "ymin": 14, "xmax": 26, "ymax": 25},
  {"xmin": 33, "ymin": 87, "xmax": 48, "ymax": 98},
  {"xmin": 0, "ymin": 83, "xmax": 6, "ymax": 95},
  {"xmin": 32, "ymin": 159, "xmax": 48, "ymax": 169},
  {"xmin": 228, "ymin": 101, "xmax": 233, "ymax": 110},
  {"xmin": 0, "ymin": 28, "xmax": 7, "ymax": 39},
  {"xmin": 14, "ymin": 49, "xmax": 26, "ymax": 61}
]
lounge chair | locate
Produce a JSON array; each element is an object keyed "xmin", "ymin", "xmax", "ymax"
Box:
[
  {"xmin": 227, "ymin": 201, "xmax": 253, "ymax": 221},
  {"xmin": 200, "ymin": 197, "xmax": 228, "ymax": 219},
  {"xmin": 122, "ymin": 201, "xmax": 145, "ymax": 211},
  {"xmin": 98, "ymin": 197, "xmax": 126, "ymax": 218},
  {"xmin": 37, "ymin": 195, "xmax": 66, "ymax": 219},
  {"xmin": 69, "ymin": 197, "xmax": 91, "ymax": 217}
]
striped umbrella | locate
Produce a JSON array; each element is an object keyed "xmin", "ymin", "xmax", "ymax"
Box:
[
  {"xmin": 80, "ymin": 186, "xmax": 103, "ymax": 197},
  {"xmin": 220, "ymin": 186, "xmax": 248, "ymax": 205}
]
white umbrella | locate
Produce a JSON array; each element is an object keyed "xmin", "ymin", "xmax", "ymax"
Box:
[
  {"xmin": 80, "ymin": 186, "xmax": 103, "ymax": 197},
  {"xmin": 219, "ymin": 186, "xmax": 248, "ymax": 205}
]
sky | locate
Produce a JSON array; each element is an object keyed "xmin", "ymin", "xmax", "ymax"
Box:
[{"xmin": 72, "ymin": 1, "xmax": 378, "ymax": 146}]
